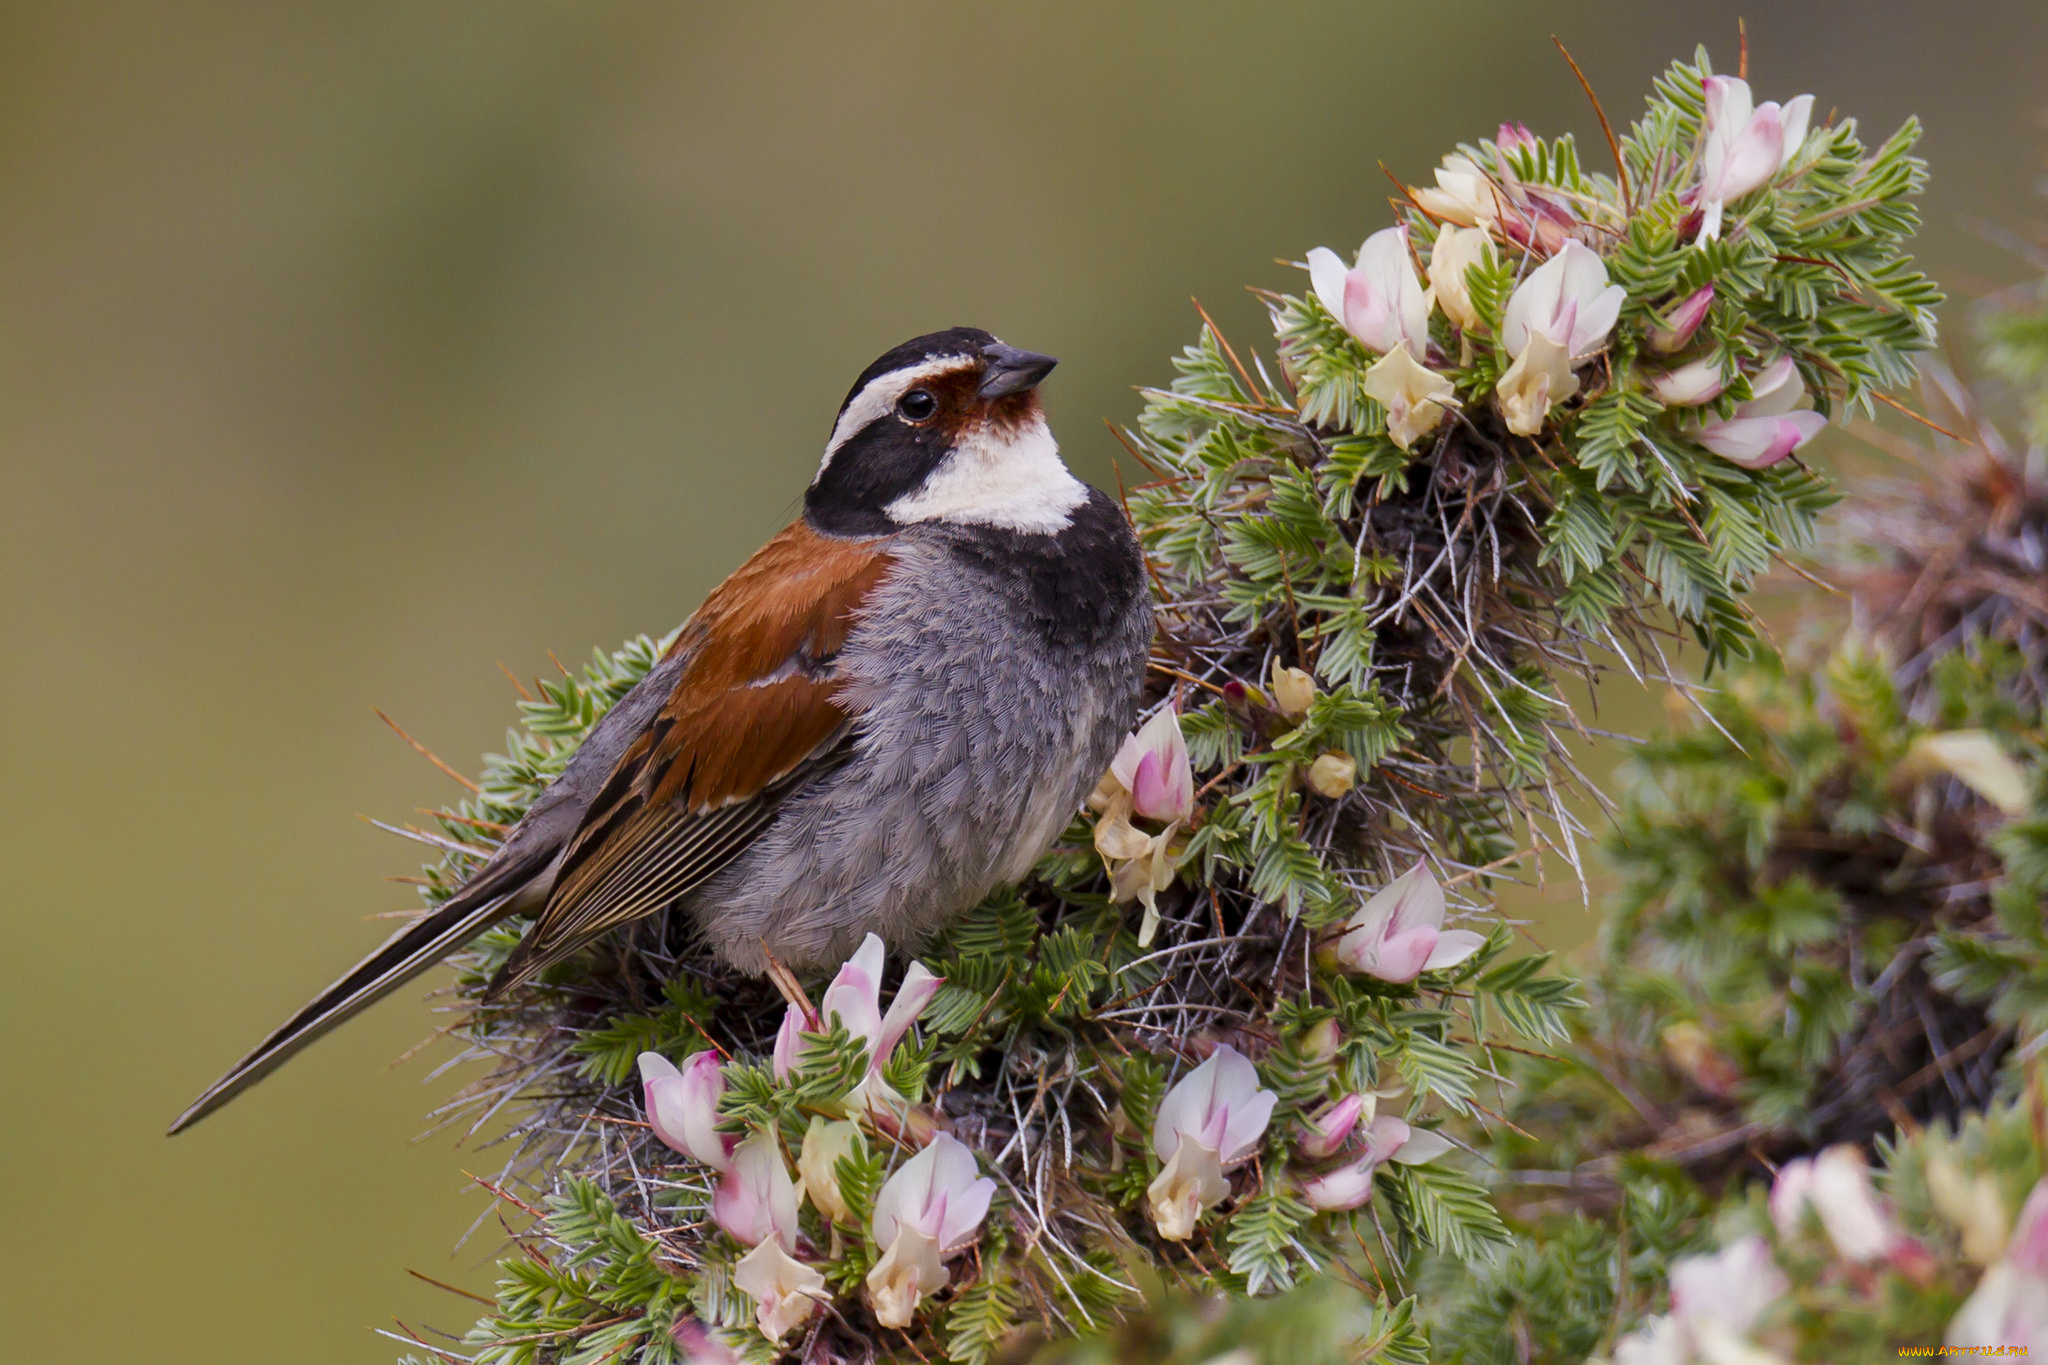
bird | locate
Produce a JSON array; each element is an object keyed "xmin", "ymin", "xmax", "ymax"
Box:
[{"xmin": 169, "ymin": 327, "xmax": 1154, "ymax": 1135}]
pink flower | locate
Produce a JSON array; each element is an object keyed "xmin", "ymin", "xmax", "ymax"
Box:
[
  {"xmin": 1147, "ymin": 1044, "xmax": 1277, "ymax": 1239},
  {"xmin": 638, "ymin": 1050, "xmax": 733, "ymax": 1171},
  {"xmin": 1307, "ymin": 226, "xmax": 1431, "ymax": 359},
  {"xmin": 1496, "ymin": 121, "xmax": 1538, "ymax": 153},
  {"xmin": 1695, "ymin": 355, "xmax": 1827, "ymax": 468},
  {"xmin": 1949, "ymin": 1179, "xmax": 2048, "ymax": 1354},
  {"xmin": 1614, "ymin": 1236, "xmax": 1789, "ymax": 1365},
  {"xmin": 1298, "ymin": 1115, "xmax": 1453, "ymax": 1211},
  {"xmin": 714, "ymin": 1129, "xmax": 801, "ymax": 1249},
  {"xmin": 1697, "ymin": 75, "xmax": 1813, "ymax": 241},
  {"xmin": 1111, "ymin": 706, "xmax": 1195, "ymax": 823},
  {"xmin": 1333, "ymin": 861, "xmax": 1486, "ymax": 983},
  {"xmin": 1649, "ymin": 356, "xmax": 1726, "ymax": 407},
  {"xmin": 864, "ymin": 1133, "xmax": 997, "ymax": 1328},
  {"xmin": 785, "ymin": 933, "xmax": 944, "ymax": 1112},
  {"xmin": 1647, "ymin": 284, "xmax": 1715, "ymax": 353},
  {"xmin": 1297, "ymin": 1094, "xmax": 1366, "ymax": 1161}
]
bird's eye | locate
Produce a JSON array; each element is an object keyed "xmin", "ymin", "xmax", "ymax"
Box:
[{"xmin": 897, "ymin": 389, "xmax": 938, "ymax": 422}]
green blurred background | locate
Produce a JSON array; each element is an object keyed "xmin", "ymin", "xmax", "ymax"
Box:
[{"xmin": 3, "ymin": 3, "xmax": 2043, "ymax": 1358}]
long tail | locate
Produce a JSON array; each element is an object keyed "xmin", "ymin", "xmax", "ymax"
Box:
[{"xmin": 167, "ymin": 874, "xmax": 532, "ymax": 1135}]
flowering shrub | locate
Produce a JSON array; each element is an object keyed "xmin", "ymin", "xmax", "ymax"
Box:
[{"xmin": 383, "ymin": 45, "xmax": 1940, "ymax": 1365}]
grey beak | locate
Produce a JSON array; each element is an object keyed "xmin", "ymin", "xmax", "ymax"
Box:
[{"xmin": 978, "ymin": 343, "xmax": 1059, "ymax": 399}]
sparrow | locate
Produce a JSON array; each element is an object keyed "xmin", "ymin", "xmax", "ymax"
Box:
[{"xmin": 170, "ymin": 327, "xmax": 1153, "ymax": 1134}]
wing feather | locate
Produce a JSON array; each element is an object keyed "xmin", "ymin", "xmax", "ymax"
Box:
[{"xmin": 485, "ymin": 523, "xmax": 893, "ymax": 996}]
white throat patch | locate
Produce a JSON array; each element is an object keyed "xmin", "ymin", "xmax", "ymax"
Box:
[{"xmin": 883, "ymin": 414, "xmax": 1088, "ymax": 533}]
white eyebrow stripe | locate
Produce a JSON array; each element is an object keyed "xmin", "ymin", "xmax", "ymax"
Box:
[{"xmin": 814, "ymin": 356, "xmax": 977, "ymax": 479}]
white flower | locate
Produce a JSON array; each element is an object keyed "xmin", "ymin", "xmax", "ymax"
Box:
[
  {"xmin": 1426, "ymin": 225, "xmax": 1496, "ymax": 332},
  {"xmin": 732, "ymin": 1240, "xmax": 827, "ymax": 1345},
  {"xmin": 1298, "ymin": 1115, "xmax": 1453, "ymax": 1211},
  {"xmin": 1649, "ymin": 357, "xmax": 1727, "ymax": 408},
  {"xmin": 638, "ymin": 1049, "xmax": 733, "ymax": 1171},
  {"xmin": 1905, "ymin": 731, "xmax": 2032, "ymax": 816},
  {"xmin": 1697, "ymin": 75, "xmax": 1814, "ymax": 242},
  {"xmin": 1948, "ymin": 1178, "xmax": 2048, "ymax": 1354},
  {"xmin": 1500, "ymin": 241, "xmax": 1625, "ymax": 363},
  {"xmin": 1110, "ymin": 705, "xmax": 1196, "ymax": 823},
  {"xmin": 1363, "ymin": 345, "xmax": 1457, "ymax": 450},
  {"xmin": 864, "ymin": 1133, "xmax": 996, "ymax": 1328},
  {"xmin": 713, "ymin": 1129, "xmax": 802, "ymax": 1250},
  {"xmin": 1695, "ymin": 355, "xmax": 1827, "ymax": 469},
  {"xmin": 1332, "ymin": 862, "xmax": 1486, "ymax": 983},
  {"xmin": 1412, "ymin": 153, "xmax": 1503, "ymax": 230},
  {"xmin": 1494, "ymin": 242, "xmax": 1624, "ymax": 434},
  {"xmin": 798, "ymin": 1116, "xmax": 864, "ymax": 1226},
  {"xmin": 1770, "ymin": 1145, "xmax": 1902, "ymax": 1263},
  {"xmin": 1307, "ymin": 226, "xmax": 1431, "ymax": 358},
  {"xmin": 1146, "ymin": 1044, "xmax": 1277, "ymax": 1240},
  {"xmin": 812, "ymin": 933, "xmax": 945, "ymax": 1115}
]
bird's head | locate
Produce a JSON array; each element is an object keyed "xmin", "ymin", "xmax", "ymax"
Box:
[{"xmin": 805, "ymin": 327, "xmax": 1085, "ymax": 538}]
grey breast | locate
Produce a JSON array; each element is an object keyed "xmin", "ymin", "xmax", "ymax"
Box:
[{"xmin": 691, "ymin": 511, "xmax": 1152, "ymax": 974}]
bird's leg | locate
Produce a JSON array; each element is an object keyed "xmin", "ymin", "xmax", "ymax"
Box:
[{"xmin": 760, "ymin": 943, "xmax": 819, "ymax": 1028}]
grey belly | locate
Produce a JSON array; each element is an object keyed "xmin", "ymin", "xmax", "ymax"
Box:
[{"xmin": 686, "ymin": 545, "xmax": 1147, "ymax": 974}]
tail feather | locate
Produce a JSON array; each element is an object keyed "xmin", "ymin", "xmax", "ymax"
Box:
[{"xmin": 166, "ymin": 879, "xmax": 529, "ymax": 1135}]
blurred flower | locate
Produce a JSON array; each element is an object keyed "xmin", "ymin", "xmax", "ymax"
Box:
[
  {"xmin": 1306, "ymin": 752, "xmax": 1357, "ymax": 798},
  {"xmin": 1697, "ymin": 75, "xmax": 1813, "ymax": 241},
  {"xmin": 1647, "ymin": 284, "xmax": 1715, "ymax": 353},
  {"xmin": 1694, "ymin": 356, "xmax": 1827, "ymax": 468},
  {"xmin": 1905, "ymin": 730, "xmax": 2032, "ymax": 816},
  {"xmin": 1301, "ymin": 1017, "xmax": 1343, "ymax": 1062},
  {"xmin": 639, "ymin": 1050, "xmax": 733, "ymax": 1171},
  {"xmin": 1307, "ymin": 226, "xmax": 1431, "ymax": 358},
  {"xmin": 1363, "ymin": 346, "xmax": 1457, "ymax": 450},
  {"xmin": 1426, "ymin": 225, "xmax": 1496, "ymax": 332},
  {"xmin": 1148, "ymin": 1044, "xmax": 1277, "ymax": 1240},
  {"xmin": 1298, "ymin": 1115, "xmax": 1453, "ymax": 1211},
  {"xmin": 733, "ymin": 1239, "xmax": 826, "ymax": 1345},
  {"xmin": 1649, "ymin": 357, "xmax": 1726, "ymax": 408},
  {"xmin": 1110, "ymin": 705, "xmax": 1196, "ymax": 823},
  {"xmin": 1495, "ymin": 242, "xmax": 1624, "ymax": 434},
  {"xmin": 1949, "ymin": 1179, "xmax": 2048, "ymax": 1354},
  {"xmin": 1770, "ymin": 1145, "xmax": 1903, "ymax": 1263},
  {"xmin": 670, "ymin": 1318, "xmax": 743, "ymax": 1365},
  {"xmin": 1927, "ymin": 1152, "xmax": 2012, "ymax": 1266},
  {"xmin": 816, "ymin": 933, "xmax": 944, "ymax": 1115},
  {"xmin": 1614, "ymin": 1235, "xmax": 1790, "ymax": 1365},
  {"xmin": 714, "ymin": 1129, "xmax": 801, "ymax": 1249},
  {"xmin": 1496, "ymin": 121, "xmax": 1538, "ymax": 153},
  {"xmin": 1333, "ymin": 862, "xmax": 1486, "ymax": 983},
  {"xmin": 1659, "ymin": 1021, "xmax": 1744, "ymax": 1101},
  {"xmin": 798, "ymin": 1116, "xmax": 864, "ymax": 1226},
  {"xmin": 865, "ymin": 1133, "xmax": 996, "ymax": 1328},
  {"xmin": 1413, "ymin": 154, "xmax": 1503, "ymax": 231}
]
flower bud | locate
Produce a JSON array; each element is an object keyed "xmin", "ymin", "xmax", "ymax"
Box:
[
  {"xmin": 1649, "ymin": 357, "xmax": 1726, "ymax": 407},
  {"xmin": 798, "ymin": 1117, "xmax": 864, "ymax": 1226},
  {"xmin": 1270, "ymin": 663, "xmax": 1316, "ymax": 719},
  {"xmin": 1307, "ymin": 752, "xmax": 1357, "ymax": 798},
  {"xmin": 1646, "ymin": 284, "xmax": 1714, "ymax": 353}
]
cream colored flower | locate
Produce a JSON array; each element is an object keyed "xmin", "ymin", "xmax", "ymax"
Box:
[
  {"xmin": 1494, "ymin": 328, "xmax": 1577, "ymax": 436},
  {"xmin": 732, "ymin": 1239, "xmax": 826, "ymax": 1344},
  {"xmin": 1426, "ymin": 225, "xmax": 1496, "ymax": 332},
  {"xmin": 863, "ymin": 1133, "xmax": 995, "ymax": 1328},
  {"xmin": 1306, "ymin": 752, "xmax": 1357, "ymax": 798},
  {"xmin": 1906, "ymin": 730, "xmax": 2031, "ymax": 816},
  {"xmin": 1362, "ymin": 346, "xmax": 1457, "ymax": 450},
  {"xmin": 1412, "ymin": 154, "xmax": 1501, "ymax": 229},
  {"xmin": 1270, "ymin": 662, "xmax": 1317, "ymax": 719},
  {"xmin": 798, "ymin": 1117, "xmax": 864, "ymax": 1226}
]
